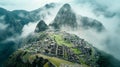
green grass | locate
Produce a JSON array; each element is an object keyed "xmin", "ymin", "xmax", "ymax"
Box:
[
  {"xmin": 50, "ymin": 34, "xmax": 73, "ymax": 47},
  {"xmin": 44, "ymin": 62, "xmax": 49, "ymax": 67},
  {"xmin": 33, "ymin": 54, "xmax": 74, "ymax": 67},
  {"xmin": 36, "ymin": 54, "xmax": 89, "ymax": 67},
  {"xmin": 72, "ymin": 48, "xmax": 81, "ymax": 55}
]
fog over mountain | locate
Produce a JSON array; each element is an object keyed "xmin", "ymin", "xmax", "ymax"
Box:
[{"xmin": 0, "ymin": 0, "xmax": 120, "ymax": 67}]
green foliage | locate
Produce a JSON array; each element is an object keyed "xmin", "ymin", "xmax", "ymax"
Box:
[
  {"xmin": 51, "ymin": 34, "xmax": 73, "ymax": 47},
  {"xmin": 72, "ymin": 48, "xmax": 81, "ymax": 55}
]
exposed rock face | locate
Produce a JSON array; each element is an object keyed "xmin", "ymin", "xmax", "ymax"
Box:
[
  {"xmin": 34, "ymin": 20, "xmax": 48, "ymax": 33},
  {"xmin": 50, "ymin": 4, "xmax": 77, "ymax": 29},
  {"xmin": 5, "ymin": 31, "xmax": 99, "ymax": 67}
]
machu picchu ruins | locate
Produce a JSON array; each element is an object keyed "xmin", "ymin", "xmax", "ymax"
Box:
[{"xmin": 5, "ymin": 30, "xmax": 100, "ymax": 67}]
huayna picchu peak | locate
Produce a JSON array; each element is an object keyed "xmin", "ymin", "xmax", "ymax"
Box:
[{"xmin": 50, "ymin": 3, "xmax": 77, "ymax": 29}]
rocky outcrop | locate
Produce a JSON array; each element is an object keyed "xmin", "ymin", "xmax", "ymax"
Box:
[{"xmin": 34, "ymin": 20, "xmax": 48, "ymax": 33}]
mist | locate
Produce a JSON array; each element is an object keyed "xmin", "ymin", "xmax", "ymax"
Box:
[
  {"xmin": 21, "ymin": 22, "xmax": 38, "ymax": 37},
  {"xmin": 0, "ymin": 23, "xmax": 8, "ymax": 30}
]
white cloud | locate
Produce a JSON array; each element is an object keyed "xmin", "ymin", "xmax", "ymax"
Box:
[
  {"xmin": 42, "ymin": 5, "xmax": 62, "ymax": 25},
  {"xmin": 21, "ymin": 22, "xmax": 38, "ymax": 37},
  {"xmin": 95, "ymin": 0, "xmax": 120, "ymax": 12},
  {"xmin": 0, "ymin": 23, "xmax": 8, "ymax": 30},
  {"xmin": 0, "ymin": 0, "xmax": 74, "ymax": 11},
  {"xmin": 0, "ymin": 15, "xmax": 5, "ymax": 20}
]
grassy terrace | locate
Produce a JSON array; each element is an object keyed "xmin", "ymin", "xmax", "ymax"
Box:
[
  {"xmin": 36, "ymin": 54, "xmax": 73, "ymax": 67},
  {"xmin": 50, "ymin": 33, "xmax": 73, "ymax": 47},
  {"xmin": 30, "ymin": 54, "xmax": 89, "ymax": 67},
  {"xmin": 72, "ymin": 48, "xmax": 81, "ymax": 55},
  {"xmin": 8, "ymin": 49, "xmax": 89, "ymax": 67}
]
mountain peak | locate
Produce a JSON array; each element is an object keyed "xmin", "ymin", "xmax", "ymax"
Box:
[
  {"xmin": 62, "ymin": 3, "xmax": 71, "ymax": 11},
  {"xmin": 45, "ymin": 3, "xmax": 56, "ymax": 8},
  {"xmin": 50, "ymin": 3, "xmax": 77, "ymax": 29},
  {"xmin": 34, "ymin": 20, "xmax": 48, "ymax": 33}
]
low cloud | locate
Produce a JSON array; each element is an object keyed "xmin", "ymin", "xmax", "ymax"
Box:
[
  {"xmin": 0, "ymin": 23, "xmax": 8, "ymax": 30},
  {"xmin": 0, "ymin": 0, "xmax": 62, "ymax": 11},
  {"xmin": 21, "ymin": 22, "xmax": 38, "ymax": 37},
  {"xmin": 39, "ymin": 4, "xmax": 62, "ymax": 25}
]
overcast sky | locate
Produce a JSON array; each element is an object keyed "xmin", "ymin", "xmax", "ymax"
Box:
[
  {"xmin": 0, "ymin": 0, "xmax": 73, "ymax": 11},
  {"xmin": 0, "ymin": 0, "xmax": 120, "ymax": 11}
]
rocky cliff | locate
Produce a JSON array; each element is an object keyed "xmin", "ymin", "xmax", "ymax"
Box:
[{"xmin": 34, "ymin": 20, "xmax": 48, "ymax": 33}]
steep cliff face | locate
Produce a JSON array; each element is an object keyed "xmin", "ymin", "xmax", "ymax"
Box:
[
  {"xmin": 50, "ymin": 4, "xmax": 77, "ymax": 29},
  {"xmin": 5, "ymin": 31, "xmax": 99, "ymax": 67}
]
